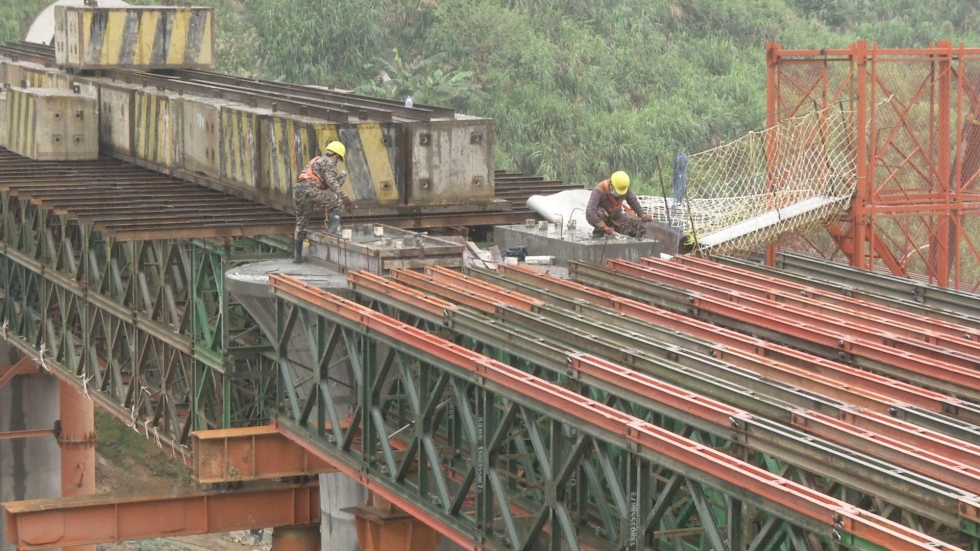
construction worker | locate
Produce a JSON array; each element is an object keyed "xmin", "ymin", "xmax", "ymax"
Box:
[
  {"xmin": 292, "ymin": 141, "xmax": 350, "ymax": 264},
  {"xmin": 585, "ymin": 171, "xmax": 652, "ymax": 237}
]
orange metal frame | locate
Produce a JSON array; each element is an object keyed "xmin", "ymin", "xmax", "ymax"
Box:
[
  {"xmin": 192, "ymin": 426, "xmax": 337, "ymax": 484},
  {"xmin": 767, "ymin": 41, "xmax": 980, "ymax": 291},
  {"xmin": 0, "ymin": 357, "xmax": 38, "ymax": 390},
  {"xmin": 3, "ymin": 483, "xmax": 319, "ymax": 550}
]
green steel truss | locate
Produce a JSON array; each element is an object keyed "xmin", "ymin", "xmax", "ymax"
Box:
[
  {"xmin": 272, "ymin": 281, "xmax": 974, "ymax": 551},
  {"xmin": 0, "ymin": 192, "xmax": 288, "ymax": 450}
]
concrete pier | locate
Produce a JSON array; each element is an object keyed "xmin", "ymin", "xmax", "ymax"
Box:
[{"xmin": 0, "ymin": 341, "xmax": 60, "ymax": 551}]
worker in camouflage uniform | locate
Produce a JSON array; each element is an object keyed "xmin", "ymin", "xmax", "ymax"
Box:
[
  {"xmin": 586, "ymin": 171, "xmax": 651, "ymax": 238},
  {"xmin": 292, "ymin": 141, "xmax": 351, "ymax": 264}
]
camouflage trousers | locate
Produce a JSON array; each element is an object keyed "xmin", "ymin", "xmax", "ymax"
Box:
[
  {"xmin": 293, "ymin": 179, "xmax": 343, "ymax": 238},
  {"xmin": 592, "ymin": 207, "xmax": 646, "ymax": 239}
]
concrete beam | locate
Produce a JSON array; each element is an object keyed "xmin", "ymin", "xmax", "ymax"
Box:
[{"xmin": 3, "ymin": 483, "xmax": 319, "ymax": 550}]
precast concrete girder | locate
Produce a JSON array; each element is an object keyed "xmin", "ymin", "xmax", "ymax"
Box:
[
  {"xmin": 268, "ymin": 273, "xmax": 962, "ymax": 551},
  {"xmin": 3, "ymin": 483, "xmax": 319, "ymax": 550}
]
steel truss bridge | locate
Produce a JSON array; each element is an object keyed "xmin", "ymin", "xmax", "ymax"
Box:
[
  {"xmin": 263, "ymin": 256, "xmax": 980, "ymax": 551},
  {"xmin": 4, "ymin": 37, "xmax": 980, "ymax": 551},
  {"xmin": 5, "ymin": 136, "xmax": 980, "ymax": 548}
]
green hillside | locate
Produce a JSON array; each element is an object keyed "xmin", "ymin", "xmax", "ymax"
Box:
[{"xmin": 3, "ymin": 0, "xmax": 979, "ymax": 192}]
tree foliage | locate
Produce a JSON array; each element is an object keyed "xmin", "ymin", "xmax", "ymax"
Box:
[{"xmin": 4, "ymin": 0, "xmax": 980, "ymax": 192}]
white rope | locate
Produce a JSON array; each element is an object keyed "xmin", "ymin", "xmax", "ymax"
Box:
[
  {"xmin": 81, "ymin": 374, "xmax": 94, "ymax": 400},
  {"xmin": 37, "ymin": 344, "xmax": 49, "ymax": 372},
  {"xmin": 1, "ymin": 320, "xmax": 8, "ymax": 340}
]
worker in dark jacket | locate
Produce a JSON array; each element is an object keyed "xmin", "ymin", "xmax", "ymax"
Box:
[
  {"xmin": 292, "ymin": 140, "xmax": 350, "ymax": 264},
  {"xmin": 586, "ymin": 171, "xmax": 651, "ymax": 237}
]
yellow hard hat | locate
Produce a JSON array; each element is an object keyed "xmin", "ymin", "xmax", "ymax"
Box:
[
  {"xmin": 324, "ymin": 141, "xmax": 346, "ymax": 161},
  {"xmin": 610, "ymin": 171, "xmax": 630, "ymax": 195}
]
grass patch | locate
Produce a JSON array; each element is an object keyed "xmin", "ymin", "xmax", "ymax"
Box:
[{"xmin": 95, "ymin": 409, "xmax": 192, "ymax": 486}]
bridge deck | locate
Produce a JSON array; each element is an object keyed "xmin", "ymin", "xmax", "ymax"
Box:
[{"xmin": 0, "ymin": 148, "xmax": 295, "ymax": 240}]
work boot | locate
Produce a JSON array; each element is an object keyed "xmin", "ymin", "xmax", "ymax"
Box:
[
  {"xmin": 292, "ymin": 232, "xmax": 306, "ymax": 264},
  {"xmin": 326, "ymin": 213, "xmax": 342, "ymax": 235}
]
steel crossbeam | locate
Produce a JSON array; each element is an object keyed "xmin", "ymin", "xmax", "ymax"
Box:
[
  {"xmin": 607, "ymin": 258, "xmax": 980, "ymax": 373},
  {"xmin": 495, "ymin": 263, "xmax": 980, "ymax": 429},
  {"xmin": 192, "ymin": 426, "xmax": 337, "ymax": 484},
  {"xmin": 579, "ymin": 259, "xmax": 980, "ymax": 405},
  {"xmin": 268, "ymin": 272, "xmax": 964, "ymax": 551},
  {"xmin": 714, "ymin": 254, "xmax": 980, "ymax": 328},
  {"xmin": 665, "ymin": 255, "xmax": 980, "ymax": 344},
  {"xmin": 0, "ymin": 356, "xmax": 37, "ymax": 390},
  {"xmin": 3, "ymin": 483, "xmax": 319, "ymax": 550}
]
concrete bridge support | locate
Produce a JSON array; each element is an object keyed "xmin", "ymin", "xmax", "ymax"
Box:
[{"xmin": 0, "ymin": 341, "xmax": 60, "ymax": 551}]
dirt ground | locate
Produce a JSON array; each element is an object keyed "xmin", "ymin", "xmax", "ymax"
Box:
[{"xmin": 94, "ymin": 411, "xmax": 277, "ymax": 551}]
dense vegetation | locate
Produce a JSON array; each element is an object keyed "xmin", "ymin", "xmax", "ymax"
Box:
[{"xmin": 3, "ymin": 0, "xmax": 980, "ymax": 192}]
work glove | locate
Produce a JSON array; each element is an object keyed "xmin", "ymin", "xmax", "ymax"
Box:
[
  {"xmin": 641, "ymin": 213, "xmax": 652, "ymax": 222},
  {"xmin": 338, "ymin": 171, "xmax": 347, "ymax": 184},
  {"xmin": 602, "ymin": 225, "xmax": 614, "ymax": 235},
  {"xmin": 340, "ymin": 196, "xmax": 352, "ymax": 208}
]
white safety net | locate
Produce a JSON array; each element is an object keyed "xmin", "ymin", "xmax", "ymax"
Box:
[{"xmin": 638, "ymin": 106, "xmax": 857, "ymax": 255}]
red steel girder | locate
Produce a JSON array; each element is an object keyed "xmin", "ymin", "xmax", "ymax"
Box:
[
  {"xmin": 792, "ymin": 410, "xmax": 980, "ymax": 496},
  {"xmin": 672, "ymin": 255, "xmax": 980, "ymax": 342},
  {"xmin": 388, "ymin": 269, "xmax": 496, "ymax": 313},
  {"xmin": 424, "ymin": 266, "xmax": 543, "ymax": 310},
  {"xmin": 839, "ymin": 409, "xmax": 980, "ymax": 468},
  {"xmin": 641, "ymin": 256, "xmax": 980, "ymax": 355},
  {"xmin": 3, "ymin": 483, "xmax": 319, "ymax": 551},
  {"xmin": 347, "ymin": 271, "xmax": 457, "ymax": 318},
  {"xmin": 504, "ymin": 264, "xmax": 970, "ymax": 419},
  {"xmin": 192, "ymin": 426, "xmax": 337, "ymax": 484},
  {"xmin": 605, "ymin": 259, "xmax": 980, "ymax": 400},
  {"xmin": 268, "ymin": 273, "xmax": 964, "ymax": 551}
]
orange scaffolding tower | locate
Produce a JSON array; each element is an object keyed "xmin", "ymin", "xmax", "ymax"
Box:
[{"xmin": 767, "ymin": 40, "xmax": 980, "ymax": 291}]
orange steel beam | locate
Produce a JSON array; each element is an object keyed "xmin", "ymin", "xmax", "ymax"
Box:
[
  {"xmin": 389, "ymin": 270, "xmax": 502, "ymax": 313},
  {"xmin": 424, "ymin": 266, "xmax": 543, "ymax": 310},
  {"xmin": 0, "ymin": 357, "xmax": 39, "ymax": 390},
  {"xmin": 792, "ymin": 410, "xmax": 980, "ymax": 495},
  {"xmin": 268, "ymin": 272, "xmax": 961, "ymax": 551},
  {"xmin": 0, "ymin": 429, "xmax": 53, "ymax": 440},
  {"xmin": 645, "ymin": 256, "xmax": 980, "ymax": 351},
  {"xmin": 508, "ymin": 264, "xmax": 980, "ymax": 424},
  {"xmin": 347, "ymin": 271, "xmax": 457, "ymax": 318},
  {"xmin": 192, "ymin": 426, "xmax": 337, "ymax": 484},
  {"xmin": 617, "ymin": 256, "xmax": 980, "ymax": 361},
  {"xmin": 674, "ymin": 255, "xmax": 980, "ymax": 341},
  {"xmin": 605, "ymin": 258, "xmax": 980, "ymax": 398},
  {"xmin": 3, "ymin": 483, "xmax": 319, "ymax": 551}
]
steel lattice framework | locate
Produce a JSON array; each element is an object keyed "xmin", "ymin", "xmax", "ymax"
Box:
[
  {"xmin": 269, "ymin": 271, "xmax": 977, "ymax": 551},
  {"xmin": 0, "ymin": 188, "xmax": 288, "ymax": 455},
  {"xmin": 767, "ymin": 41, "xmax": 980, "ymax": 291}
]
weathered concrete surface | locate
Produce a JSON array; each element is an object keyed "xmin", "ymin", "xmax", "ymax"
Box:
[
  {"xmin": 495, "ymin": 224, "xmax": 666, "ymax": 267},
  {"xmin": 0, "ymin": 341, "xmax": 60, "ymax": 551}
]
